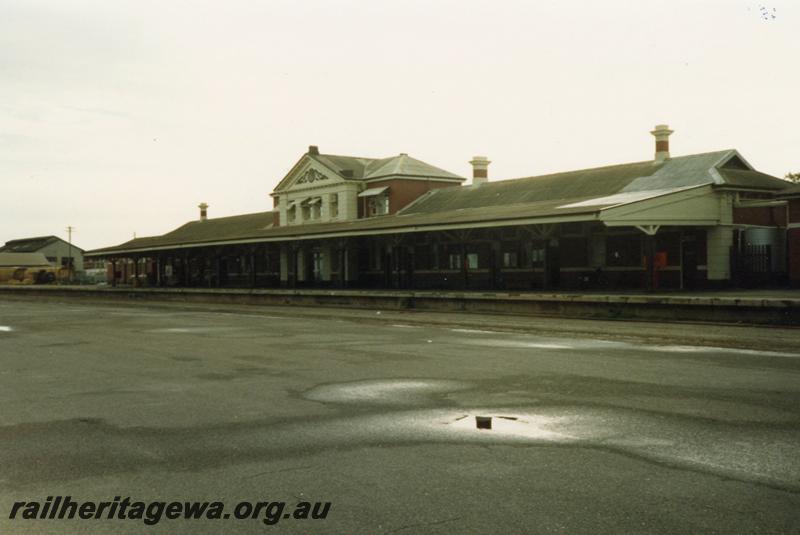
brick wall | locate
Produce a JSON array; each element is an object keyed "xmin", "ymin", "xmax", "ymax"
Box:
[{"xmin": 365, "ymin": 178, "xmax": 459, "ymax": 214}]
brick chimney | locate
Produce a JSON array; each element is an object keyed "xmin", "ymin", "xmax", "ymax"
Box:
[
  {"xmin": 308, "ymin": 145, "xmax": 319, "ymax": 156},
  {"xmin": 469, "ymin": 156, "xmax": 491, "ymax": 185},
  {"xmin": 198, "ymin": 202, "xmax": 208, "ymax": 221},
  {"xmin": 650, "ymin": 124, "xmax": 673, "ymax": 163}
]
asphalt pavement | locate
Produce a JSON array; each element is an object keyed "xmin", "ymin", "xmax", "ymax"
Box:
[{"xmin": 0, "ymin": 298, "xmax": 798, "ymax": 534}]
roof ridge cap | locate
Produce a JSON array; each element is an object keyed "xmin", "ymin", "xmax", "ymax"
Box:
[
  {"xmin": 191, "ymin": 210, "xmax": 274, "ymax": 222},
  {"xmin": 6, "ymin": 235, "xmax": 59, "ymax": 242},
  {"xmin": 496, "ymin": 159, "xmax": 652, "ymax": 184},
  {"xmin": 319, "ymin": 152, "xmax": 380, "ymax": 162}
]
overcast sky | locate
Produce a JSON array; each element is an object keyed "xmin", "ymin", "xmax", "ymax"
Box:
[{"xmin": 1, "ymin": 0, "xmax": 797, "ymax": 250}]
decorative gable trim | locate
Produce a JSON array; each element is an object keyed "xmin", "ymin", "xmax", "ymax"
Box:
[{"xmin": 296, "ymin": 168, "xmax": 330, "ymax": 185}]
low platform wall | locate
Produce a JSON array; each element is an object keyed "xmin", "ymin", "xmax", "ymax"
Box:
[{"xmin": 1, "ymin": 285, "xmax": 798, "ymax": 326}]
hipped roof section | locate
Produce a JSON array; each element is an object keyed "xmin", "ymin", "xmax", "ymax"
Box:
[
  {"xmin": 273, "ymin": 151, "xmax": 465, "ymax": 192},
  {"xmin": 90, "ymin": 212, "xmax": 275, "ymax": 255}
]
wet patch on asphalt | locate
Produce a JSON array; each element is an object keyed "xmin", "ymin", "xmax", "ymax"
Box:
[
  {"xmin": 146, "ymin": 327, "xmax": 245, "ymax": 334},
  {"xmin": 303, "ymin": 379, "xmax": 468, "ymax": 405},
  {"xmin": 1, "ymin": 405, "xmax": 798, "ymax": 494},
  {"xmin": 451, "ymin": 331, "xmax": 800, "ymax": 358}
]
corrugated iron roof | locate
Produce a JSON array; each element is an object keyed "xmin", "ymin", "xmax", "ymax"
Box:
[
  {"xmin": 88, "ymin": 198, "xmax": 605, "ymax": 255},
  {"xmin": 556, "ymin": 187, "xmax": 697, "ymax": 209},
  {"xmin": 401, "ymin": 150, "xmax": 792, "ymax": 217},
  {"xmin": 401, "ymin": 160, "xmax": 657, "ymax": 215},
  {"xmin": 312, "ymin": 152, "xmax": 464, "ymax": 181},
  {"xmin": 775, "ymin": 181, "xmax": 800, "ymax": 197},
  {"xmin": 716, "ymin": 168, "xmax": 792, "ymax": 191},
  {"xmin": 0, "ymin": 235, "xmax": 64, "ymax": 253},
  {"xmin": 401, "ymin": 151, "xmax": 741, "ymax": 216},
  {"xmin": 87, "ymin": 149, "xmax": 793, "ymax": 256},
  {"xmin": 91, "ymin": 212, "xmax": 274, "ymax": 254},
  {"xmin": 365, "ymin": 153, "xmax": 464, "ymax": 180}
]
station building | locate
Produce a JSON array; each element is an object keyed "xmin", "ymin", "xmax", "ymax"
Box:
[
  {"xmin": 87, "ymin": 126, "xmax": 799, "ymax": 290},
  {"xmin": 0, "ymin": 235, "xmax": 84, "ymax": 273}
]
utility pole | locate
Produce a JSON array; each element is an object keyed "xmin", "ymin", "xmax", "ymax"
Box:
[{"xmin": 66, "ymin": 226, "xmax": 74, "ymax": 284}]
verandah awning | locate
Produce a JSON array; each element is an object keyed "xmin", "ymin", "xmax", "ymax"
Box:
[{"xmin": 357, "ymin": 187, "xmax": 388, "ymax": 198}]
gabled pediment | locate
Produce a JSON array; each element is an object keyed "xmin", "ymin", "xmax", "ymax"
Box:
[
  {"xmin": 720, "ymin": 155, "xmax": 750, "ymax": 171},
  {"xmin": 274, "ymin": 156, "xmax": 343, "ymax": 193},
  {"xmin": 711, "ymin": 149, "xmax": 754, "ymax": 172}
]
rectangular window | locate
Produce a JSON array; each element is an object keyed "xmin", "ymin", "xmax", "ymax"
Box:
[
  {"xmin": 448, "ymin": 253, "xmax": 461, "ymax": 270},
  {"xmin": 368, "ymin": 194, "xmax": 389, "ymax": 216},
  {"xmin": 531, "ymin": 247, "xmax": 545, "ymax": 265},
  {"xmin": 466, "ymin": 253, "xmax": 479, "ymax": 270},
  {"xmin": 312, "ymin": 251, "xmax": 323, "ymax": 280},
  {"xmin": 502, "ymin": 251, "xmax": 518, "ymax": 268},
  {"xmin": 330, "ymin": 193, "xmax": 339, "ymax": 218}
]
